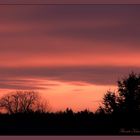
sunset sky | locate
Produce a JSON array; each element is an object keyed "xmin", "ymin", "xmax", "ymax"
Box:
[{"xmin": 0, "ymin": 5, "xmax": 140, "ymax": 112}]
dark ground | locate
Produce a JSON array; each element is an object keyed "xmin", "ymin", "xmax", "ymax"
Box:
[{"xmin": 0, "ymin": 111, "xmax": 140, "ymax": 135}]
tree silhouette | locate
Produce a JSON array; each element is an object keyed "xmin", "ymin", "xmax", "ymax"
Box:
[
  {"xmin": 99, "ymin": 72, "xmax": 140, "ymax": 114},
  {"xmin": 0, "ymin": 91, "xmax": 47, "ymax": 114},
  {"xmin": 100, "ymin": 91, "xmax": 119, "ymax": 114},
  {"xmin": 118, "ymin": 72, "xmax": 140, "ymax": 114}
]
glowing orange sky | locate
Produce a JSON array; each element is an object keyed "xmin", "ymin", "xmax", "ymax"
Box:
[{"xmin": 0, "ymin": 5, "xmax": 140, "ymax": 112}]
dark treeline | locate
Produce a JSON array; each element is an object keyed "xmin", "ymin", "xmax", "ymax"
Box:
[{"xmin": 0, "ymin": 72, "xmax": 140, "ymax": 135}]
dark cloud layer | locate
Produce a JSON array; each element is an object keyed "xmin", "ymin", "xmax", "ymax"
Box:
[
  {"xmin": 0, "ymin": 5, "xmax": 140, "ymax": 55},
  {"xmin": 0, "ymin": 66, "xmax": 139, "ymax": 87},
  {"xmin": 0, "ymin": 79, "xmax": 47, "ymax": 90}
]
